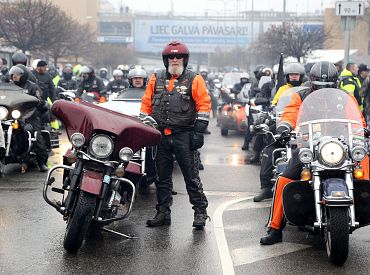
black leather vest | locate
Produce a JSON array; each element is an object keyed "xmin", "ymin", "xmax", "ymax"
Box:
[{"xmin": 152, "ymin": 69, "xmax": 196, "ymax": 130}]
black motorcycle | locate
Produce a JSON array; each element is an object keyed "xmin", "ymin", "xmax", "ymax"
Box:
[{"xmin": 0, "ymin": 83, "xmax": 57, "ymax": 173}]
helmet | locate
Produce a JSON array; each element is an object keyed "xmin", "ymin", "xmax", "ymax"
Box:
[
  {"xmin": 253, "ymin": 64, "xmax": 265, "ymax": 80},
  {"xmin": 285, "ymin": 62, "xmax": 305, "ymax": 86},
  {"xmin": 200, "ymin": 67, "xmax": 208, "ymax": 79},
  {"xmin": 11, "ymin": 52, "xmax": 27, "ymax": 66},
  {"xmin": 9, "ymin": 64, "xmax": 29, "ymax": 85},
  {"xmin": 162, "ymin": 41, "xmax": 189, "ymax": 69},
  {"xmin": 262, "ymin": 67, "xmax": 272, "ymax": 76},
  {"xmin": 199, "ymin": 67, "xmax": 208, "ymax": 73},
  {"xmin": 80, "ymin": 65, "xmax": 94, "ymax": 74},
  {"xmin": 128, "ymin": 67, "xmax": 147, "ymax": 79},
  {"xmin": 62, "ymin": 65, "xmax": 73, "ymax": 80},
  {"xmin": 80, "ymin": 65, "xmax": 94, "ymax": 80},
  {"xmin": 99, "ymin": 67, "xmax": 108, "ymax": 78},
  {"xmin": 309, "ymin": 61, "xmax": 338, "ymax": 90},
  {"xmin": 48, "ymin": 66, "xmax": 58, "ymax": 78},
  {"xmin": 240, "ymin": 73, "xmax": 250, "ymax": 80},
  {"xmin": 117, "ymin": 64, "xmax": 130, "ymax": 72},
  {"xmin": 128, "ymin": 67, "xmax": 147, "ymax": 87},
  {"xmin": 113, "ymin": 69, "xmax": 123, "ymax": 77}
]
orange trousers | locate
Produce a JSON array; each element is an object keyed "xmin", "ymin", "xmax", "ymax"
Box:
[{"xmin": 268, "ymin": 156, "xmax": 370, "ymax": 230}]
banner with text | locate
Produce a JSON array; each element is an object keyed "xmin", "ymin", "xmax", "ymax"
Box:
[{"xmin": 134, "ymin": 19, "xmax": 260, "ymax": 53}]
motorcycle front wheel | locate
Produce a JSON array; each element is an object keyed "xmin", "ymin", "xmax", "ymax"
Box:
[
  {"xmin": 324, "ymin": 207, "xmax": 349, "ymax": 266},
  {"xmin": 63, "ymin": 191, "xmax": 97, "ymax": 253}
]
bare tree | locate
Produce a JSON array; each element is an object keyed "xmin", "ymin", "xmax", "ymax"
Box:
[
  {"xmin": 87, "ymin": 43, "xmax": 137, "ymax": 68},
  {"xmin": 250, "ymin": 23, "xmax": 328, "ymax": 63},
  {"xmin": 0, "ymin": 0, "xmax": 67, "ymax": 52},
  {"xmin": 49, "ymin": 22, "xmax": 94, "ymax": 66}
]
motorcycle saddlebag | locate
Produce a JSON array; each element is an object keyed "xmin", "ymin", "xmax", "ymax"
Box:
[
  {"xmin": 282, "ymin": 180, "xmax": 315, "ymax": 226},
  {"xmin": 354, "ymin": 180, "xmax": 370, "ymax": 227}
]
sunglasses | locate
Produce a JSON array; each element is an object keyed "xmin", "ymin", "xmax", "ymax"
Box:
[{"xmin": 168, "ymin": 54, "xmax": 184, "ymax": 59}]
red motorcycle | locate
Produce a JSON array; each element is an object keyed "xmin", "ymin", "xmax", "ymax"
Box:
[{"xmin": 43, "ymin": 100, "xmax": 161, "ymax": 253}]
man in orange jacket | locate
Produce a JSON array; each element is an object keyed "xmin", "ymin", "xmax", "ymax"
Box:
[
  {"xmin": 260, "ymin": 61, "xmax": 368, "ymax": 244},
  {"xmin": 140, "ymin": 41, "xmax": 211, "ymax": 229}
]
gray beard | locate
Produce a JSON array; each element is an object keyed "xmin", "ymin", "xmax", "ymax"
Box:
[{"xmin": 168, "ymin": 65, "xmax": 184, "ymax": 76}]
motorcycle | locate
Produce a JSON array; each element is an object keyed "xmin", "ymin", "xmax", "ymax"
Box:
[
  {"xmin": 57, "ymin": 86, "xmax": 77, "ymax": 101},
  {"xmin": 43, "ymin": 100, "xmax": 161, "ymax": 253},
  {"xmin": 281, "ymin": 88, "xmax": 370, "ymax": 265},
  {"xmin": 217, "ymin": 86, "xmax": 248, "ymax": 136},
  {"xmin": 0, "ymin": 83, "xmax": 56, "ymax": 173}
]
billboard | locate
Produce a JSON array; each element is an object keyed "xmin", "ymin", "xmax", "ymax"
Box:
[
  {"xmin": 97, "ymin": 21, "xmax": 133, "ymax": 44},
  {"xmin": 134, "ymin": 19, "xmax": 260, "ymax": 53}
]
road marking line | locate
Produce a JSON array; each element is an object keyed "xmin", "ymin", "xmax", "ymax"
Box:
[
  {"xmin": 213, "ymin": 196, "xmax": 254, "ymax": 275},
  {"xmin": 231, "ymin": 243, "xmax": 311, "ymax": 266}
]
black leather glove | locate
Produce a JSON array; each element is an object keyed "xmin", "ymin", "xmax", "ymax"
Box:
[
  {"xmin": 190, "ymin": 132, "xmax": 204, "ymax": 151},
  {"xmin": 194, "ymin": 120, "xmax": 209, "ymax": 133},
  {"xmin": 365, "ymin": 128, "xmax": 370, "ymax": 138},
  {"xmin": 276, "ymin": 125, "xmax": 290, "ymax": 135}
]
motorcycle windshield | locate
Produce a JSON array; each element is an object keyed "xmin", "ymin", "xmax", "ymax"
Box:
[
  {"xmin": 0, "ymin": 84, "xmax": 39, "ymax": 111},
  {"xmin": 275, "ymin": 87, "xmax": 309, "ymax": 123},
  {"xmin": 296, "ymin": 88, "xmax": 364, "ymax": 149},
  {"xmin": 51, "ymin": 100, "xmax": 162, "ymax": 153}
]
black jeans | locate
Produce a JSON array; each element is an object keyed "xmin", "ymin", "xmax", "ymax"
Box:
[
  {"xmin": 28, "ymin": 117, "xmax": 48, "ymax": 166},
  {"xmin": 155, "ymin": 131, "xmax": 208, "ymax": 214}
]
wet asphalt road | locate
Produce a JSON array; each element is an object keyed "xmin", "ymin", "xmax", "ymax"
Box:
[{"xmin": 1, "ymin": 120, "xmax": 370, "ymax": 274}]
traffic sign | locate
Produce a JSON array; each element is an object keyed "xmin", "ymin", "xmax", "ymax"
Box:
[{"xmin": 336, "ymin": 1, "xmax": 365, "ymax": 16}]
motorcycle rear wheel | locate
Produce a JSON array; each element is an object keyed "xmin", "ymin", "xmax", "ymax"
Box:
[
  {"xmin": 324, "ymin": 207, "xmax": 349, "ymax": 266},
  {"xmin": 63, "ymin": 191, "xmax": 97, "ymax": 253}
]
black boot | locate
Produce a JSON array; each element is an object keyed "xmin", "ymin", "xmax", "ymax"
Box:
[
  {"xmin": 253, "ymin": 188, "xmax": 273, "ymax": 202},
  {"xmin": 247, "ymin": 154, "xmax": 260, "ymax": 164},
  {"xmin": 241, "ymin": 143, "xmax": 249, "ymax": 151},
  {"xmin": 260, "ymin": 228, "xmax": 282, "ymax": 245},
  {"xmin": 39, "ymin": 164, "xmax": 49, "ymax": 172},
  {"xmin": 193, "ymin": 213, "xmax": 210, "ymax": 230},
  {"xmin": 146, "ymin": 211, "xmax": 171, "ymax": 227}
]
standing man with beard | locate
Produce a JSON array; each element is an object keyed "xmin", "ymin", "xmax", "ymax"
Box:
[
  {"xmin": 140, "ymin": 41, "xmax": 211, "ymax": 229},
  {"xmin": 32, "ymin": 60, "xmax": 57, "ymax": 102}
]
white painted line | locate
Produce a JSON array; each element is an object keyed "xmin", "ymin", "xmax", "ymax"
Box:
[
  {"xmin": 232, "ymin": 242, "xmax": 311, "ymax": 266},
  {"xmin": 213, "ymin": 196, "xmax": 254, "ymax": 275}
]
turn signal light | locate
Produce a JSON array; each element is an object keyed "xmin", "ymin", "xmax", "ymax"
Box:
[
  {"xmin": 99, "ymin": 96, "xmax": 106, "ymax": 103},
  {"xmin": 12, "ymin": 121, "xmax": 19, "ymax": 129},
  {"xmin": 301, "ymin": 169, "xmax": 312, "ymax": 181},
  {"xmin": 354, "ymin": 168, "xmax": 364, "ymax": 179},
  {"xmin": 114, "ymin": 167, "xmax": 125, "ymax": 177},
  {"xmin": 66, "ymin": 153, "xmax": 77, "ymax": 164}
]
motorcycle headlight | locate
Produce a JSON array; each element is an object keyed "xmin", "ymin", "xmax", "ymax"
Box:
[
  {"xmin": 11, "ymin": 110, "xmax": 21, "ymax": 119},
  {"xmin": 70, "ymin": 132, "xmax": 85, "ymax": 148},
  {"xmin": 0, "ymin": 107, "xmax": 8, "ymax": 120},
  {"xmin": 119, "ymin": 147, "xmax": 134, "ymax": 162},
  {"xmin": 299, "ymin": 148, "xmax": 313, "ymax": 164},
  {"xmin": 89, "ymin": 134, "xmax": 114, "ymax": 159},
  {"xmin": 351, "ymin": 146, "xmax": 366, "ymax": 162},
  {"xmin": 319, "ymin": 140, "xmax": 345, "ymax": 167}
]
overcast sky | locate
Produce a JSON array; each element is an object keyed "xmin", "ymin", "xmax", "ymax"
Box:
[{"xmin": 111, "ymin": 0, "xmax": 336, "ymax": 15}]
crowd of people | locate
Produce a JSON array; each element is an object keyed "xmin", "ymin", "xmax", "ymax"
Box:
[{"xmin": 1, "ymin": 42, "xmax": 370, "ymax": 234}]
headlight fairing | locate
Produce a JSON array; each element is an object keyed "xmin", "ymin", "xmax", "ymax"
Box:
[
  {"xmin": 0, "ymin": 107, "xmax": 8, "ymax": 120},
  {"xmin": 89, "ymin": 134, "xmax": 114, "ymax": 159},
  {"xmin": 319, "ymin": 139, "xmax": 346, "ymax": 167}
]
